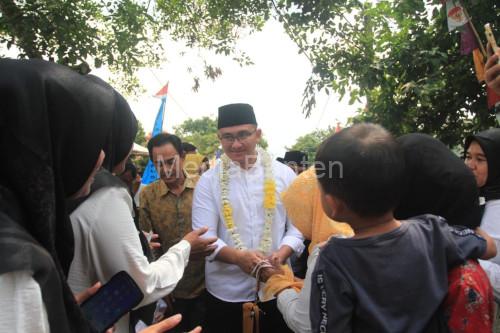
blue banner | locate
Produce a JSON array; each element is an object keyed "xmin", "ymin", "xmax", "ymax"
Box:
[{"xmin": 141, "ymin": 97, "xmax": 166, "ymax": 185}]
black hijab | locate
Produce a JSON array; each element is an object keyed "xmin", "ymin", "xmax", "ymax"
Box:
[
  {"xmin": 394, "ymin": 133, "xmax": 482, "ymax": 228},
  {"xmin": 63, "ymin": 77, "xmax": 155, "ymax": 329},
  {"xmin": 464, "ymin": 128, "xmax": 500, "ymax": 201},
  {"xmin": 0, "ymin": 59, "xmax": 116, "ymax": 332},
  {"xmin": 86, "ymin": 75, "xmax": 138, "ymax": 171},
  {"xmin": 67, "ymin": 76, "xmax": 139, "ymax": 211}
]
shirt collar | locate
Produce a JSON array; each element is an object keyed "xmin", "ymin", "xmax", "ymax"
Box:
[{"xmin": 158, "ymin": 170, "xmax": 196, "ymax": 196}]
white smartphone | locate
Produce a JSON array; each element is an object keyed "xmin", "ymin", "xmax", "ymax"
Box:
[{"xmin": 485, "ymin": 23, "xmax": 499, "ymax": 54}]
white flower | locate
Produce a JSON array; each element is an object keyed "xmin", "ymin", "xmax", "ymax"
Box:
[{"xmin": 219, "ymin": 148, "xmax": 275, "ymax": 253}]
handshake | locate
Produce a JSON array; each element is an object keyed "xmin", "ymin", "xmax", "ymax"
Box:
[{"xmin": 233, "ymin": 249, "xmax": 286, "ymax": 282}]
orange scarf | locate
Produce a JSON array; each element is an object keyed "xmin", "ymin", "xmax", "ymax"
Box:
[{"xmin": 281, "ymin": 167, "xmax": 354, "ymax": 252}]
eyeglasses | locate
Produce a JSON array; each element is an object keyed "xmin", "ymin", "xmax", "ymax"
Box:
[{"xmin": 219, "ymin": 130, "xmax": 256, "ymax": 144}]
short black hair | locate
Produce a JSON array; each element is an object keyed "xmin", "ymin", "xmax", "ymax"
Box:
[
  {"xmin": 315, "ymin": 123, "xmax": 405, "ymax": 217},
  {"xmin": 182, "ymin": 142, "xmax": 197, "ymax": 153},
  {"xmin": 147, "ymin": 133, "xmax": 183, "ymax": 161},
  {"xmin": 124, "ymin": 159, "xmax": 137, "ymax": 178},
  {"xmin": 284, "ymin": 150, "xmax": 308, "ymax": 167}
]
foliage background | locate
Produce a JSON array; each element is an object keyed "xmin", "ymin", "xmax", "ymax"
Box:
[
  {"xmin": 275, "ymin": 0, "xmax": 498, "ymax": 147},
  {"xmin": 1, "ymin": 0, "xmax": 499, "ymax": 150}
]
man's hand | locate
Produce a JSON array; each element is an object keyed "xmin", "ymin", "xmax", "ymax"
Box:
[
  {"xmin": 259, "ymin": 262, "xmax": 284, "ymax": 283},
  {"xmin": 235, "ymin": 250, "xmax": 266, "ymax": 275},
  {"xmin": 139, "ymin": 314, "xmax": 202, "ymax": 333},
  {"xmin": 266, "ymin": 245, "xmax": 294, "ymax": 265},
  {"xmin": 485, "ymin": 43, "xmax": 500, "ymax": 95},
  {"xmin": 260, "ymin": 251, "xmax": 285, "ymax": 282},
  {"xmin": 183, "ymin": 227, "xmax": 218, "ymax": 260},
  {"xmin": 143, "ymin": 231, "xmax": 162, "ymax": 250}
]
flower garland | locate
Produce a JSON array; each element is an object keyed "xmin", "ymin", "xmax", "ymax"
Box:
[{"xmin": 220, "ymin": 147, "xmax": 276, "ymax": 253}]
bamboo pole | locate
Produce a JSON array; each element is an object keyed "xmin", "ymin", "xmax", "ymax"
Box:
[{"xmin": 461, "ymin": 6, "xmax": 487, "ymax": 58}]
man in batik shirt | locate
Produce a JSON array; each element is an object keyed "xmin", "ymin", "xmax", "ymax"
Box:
[{"xmin": 140, "ymin": 133, "xmax": 213, "ymax": 332}]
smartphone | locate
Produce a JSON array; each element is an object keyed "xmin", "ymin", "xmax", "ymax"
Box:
[
  {"xmin": 80, "ymin": 271, "xmax": 144, "ymax": 333},
  {"xmin": 485, "ymin": 23, "xmax": 499, "ymax": 54}
]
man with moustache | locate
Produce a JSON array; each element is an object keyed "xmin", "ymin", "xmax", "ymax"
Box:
[{"xmin": 140, "ymin": 133, "xmax": 216, "ymax": 332}]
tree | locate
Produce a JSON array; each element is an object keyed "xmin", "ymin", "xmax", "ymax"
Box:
[
  {"xmin": 3, "ymin": 0, "xmax": 497, "ymax": 147},
  {"xmin": 135, "ymin": 120, "xmax": 147, "ymax": 146},
  {"xmin": 287, "ymin": 128, "xmax": 333, "ymax": 162},
  {"xmin": 258, "ymin": 136, "xmax": 269, "ymax": 150},
  {"xmin": 0, "ymin": 0, "xmax": 267, "ymax": 93},
  {"xmin": 132, "ymin": 120, "xmax": 149, "ymax": 172},
  {"xmin": 174, "ymin": 116, "xmax": 220, "ymax": 158},
  {"xmin": 274, "ymin": 0, "xmax": 498, "ymax": 146}
]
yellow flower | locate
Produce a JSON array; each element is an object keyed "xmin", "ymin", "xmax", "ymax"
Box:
[
  {"xmin": 220, "ymin": 148, "xmax": 276, "ymax": 252},
  {"xmin": 263, "ymin": 180, "xmax": 277, "ymax": 209},
  {"xmin": 222, "ymin": 203, "xmax": 235, "ymax": 229},
  {"xmin": 264, "ymin": 180, "xmax": 276, "ymax": 191},
  {"xmin": 223, "ymin": 204, "xmax": 232, "ymax": 215}
]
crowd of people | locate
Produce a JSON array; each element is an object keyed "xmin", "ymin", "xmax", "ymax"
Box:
[{"xmin": 0, "ymin": 45, "xmax": 500, "ymax": 333}]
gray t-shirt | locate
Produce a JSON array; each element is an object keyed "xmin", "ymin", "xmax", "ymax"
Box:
[{"xmin": 310, "ymin": 214, "xmax": 486, "ymax": 333}]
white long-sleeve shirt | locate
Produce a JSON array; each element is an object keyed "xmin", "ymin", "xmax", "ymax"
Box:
[
  {"xmin": 0, "ymin": 270, "xmax": 50, "ymax": 333},
  {"xmin": 479, "ymin": 199, "xmax": 500, "ymax": 295},
  {"xmin": 68, "ymin": 186, "xmax": 190, "ymax": 333},
  {"xmin": 276, "ymin": 246, "xmax": 320, "ymax": 333},
  {"xmin": 192, "ymin": 156, "xmax": 304, "ymax": 302}
]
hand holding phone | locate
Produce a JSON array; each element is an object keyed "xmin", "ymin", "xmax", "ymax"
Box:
[
  {"xmin": 484, "ymin": 23, "xmax": 500, "ymax": 97},
  {"xmin": 80, "ymin": 271, "xmax": 144, "ymax": 333},
  {"xmin": 485, "ymin": 23, "xmax": 499, "ymax": 55},
  {"xmin": 75, "ymin": 281, "xmax": 102, "ymax": 305}
]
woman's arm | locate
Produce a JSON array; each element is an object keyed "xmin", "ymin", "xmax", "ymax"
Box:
[{"xmin": 475, "ymin": 227, "xmax": 497, "ymax": 260}]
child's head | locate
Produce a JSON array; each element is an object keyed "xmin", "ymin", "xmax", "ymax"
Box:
[{"xmin": 315, "ymin": 123, "xmax": 405, "ymax": 221}]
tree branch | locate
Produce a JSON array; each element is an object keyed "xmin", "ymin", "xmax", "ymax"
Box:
[{"xmin": 0, "ymin": 0, "xmax": 42, "ymax": 58}]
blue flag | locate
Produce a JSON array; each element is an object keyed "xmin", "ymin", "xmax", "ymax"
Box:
[{"xmin": 141, "ymin": 96, "xmax": 167, "ymax": 185}]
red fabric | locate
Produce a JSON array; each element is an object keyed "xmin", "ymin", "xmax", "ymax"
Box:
[
  {"xmin": 460, "ymin": 24, "xmax": 479, "ymax": 55},
  {"xmin": 154, "ymin": 83, "xmax": 169, "ymax": 98},
  {"xmin": 444, "ymin": 260, "xmax": 494, "ymax": 333},
  {"xmin": 487, "ymin": 85, "xmax": 500, "ymax": 110}
]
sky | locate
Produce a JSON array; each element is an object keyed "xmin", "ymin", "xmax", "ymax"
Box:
[
  {"xmin": 95, "ymin": 19, "xmax": 360, "ymax": 157},
  {"xmin": 1, "ymin": 19, "xmax": 360, "ymax": 158}
]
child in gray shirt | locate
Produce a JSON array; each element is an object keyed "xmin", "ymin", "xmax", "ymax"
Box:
[{"xmin": 311, "ymin": 123, "xmax": 495, "ymax": 333}]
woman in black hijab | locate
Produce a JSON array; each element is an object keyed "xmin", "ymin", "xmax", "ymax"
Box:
[
  {"xmin": 395, "ymin": 133, "xmax": 494, "ymax": 332},
  {"xmin": 395, "ymin": 133, "xmax": 482, "ymax": 228},
  {"xmin": 66, "ymin": 74, "xmax": 140, "ymax": 204},
  {"xmin": 464, "ymin": 128, "xmax": 500, "ymax": 295},
  {"xmin": 0, "ymin": 58, "xmax": 115, "ymax": 332},
  {"xmin": 67, "ymin": 75, "xmax": 207, "ymax": 333},
  {"xmin": 465, "ymin": 129, "xmax": 500, "ymax": 204},
  {"xmin": 394, "ymin": 133, "xmax": 481, "ymax": 229}
]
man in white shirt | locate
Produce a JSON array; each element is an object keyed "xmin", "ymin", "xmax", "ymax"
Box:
[{"xmin": 192, "ymin": 103, "xmax": 304, "ymax": 332}]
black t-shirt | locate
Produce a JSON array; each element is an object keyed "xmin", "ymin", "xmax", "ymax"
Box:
[{"xmin": 310, "ymin": 214, "xmax": 486, "ymax": 333}]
